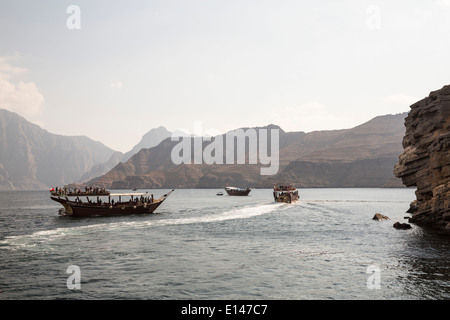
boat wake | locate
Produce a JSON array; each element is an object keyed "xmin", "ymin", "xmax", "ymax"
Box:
[
  {"xmin": 0, "ymin": 203, "xmax": 284, "ymax": 251},
  {"xmin": 163, "ymin": 202, "xmax": 283, "ymax": 225}
]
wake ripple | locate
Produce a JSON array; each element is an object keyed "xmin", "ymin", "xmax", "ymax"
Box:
[{"xmin": 0, "ymin": 203, "xmax": 283, "ymax": 250}]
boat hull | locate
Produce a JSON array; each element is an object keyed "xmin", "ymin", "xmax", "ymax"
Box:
[
  {"xmin": 273, "ymin": 185, "xmax": 299, "ymax": 203},
  {"xmin": 273, "ymin": 191, "xmax": 299, "ymax": 203},
  {"xmin": 50, "ymin": 190, "xmax": 173, "ymax": 217},
  {"xmin": 225, "ymin": 188, "xmax": 251, "ymax": 196}
]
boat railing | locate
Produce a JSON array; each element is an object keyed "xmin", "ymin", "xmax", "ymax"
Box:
[
  {"xmin": 51, "ymin": 191, "xmax": 111, "ymax": 197},
  {"xmin": 274, "ymin": 185, "xmax": 296, "ymax": 191},
  {"xmin": 50, "ymin": 186, "xmax": 110, "ymax": 197}
]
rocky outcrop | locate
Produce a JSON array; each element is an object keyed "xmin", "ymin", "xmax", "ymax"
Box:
[
  {"xmin": 393, "ymin": 222, "xmax": 412, "ymax": 230},
  {"xmin": 373, "ymin": 213, "xmax": 390, "ymax": 221},
  {"xmin": 394, "ymin": 85, "xmax": 450, "ymax": 234}
]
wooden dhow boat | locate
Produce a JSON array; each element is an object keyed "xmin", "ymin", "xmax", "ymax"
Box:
[
  {"xmin": 225, "ymin": 186, "xmax": 251, "ymax": 196},
  {"xmin": 50, "ymin": 188, "xmax": 174, "ymax": 217},
  {"xmin": 273, "ymin": 185, "xmax": 299, "ymax": 203}
]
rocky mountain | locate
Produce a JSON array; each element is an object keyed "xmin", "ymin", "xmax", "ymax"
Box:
[
  {"xmin": 280, "ymin": 113, "xmax": 405, "ymax": 162},
  {"xmin": 269, "ymin": 157, "xmax": 401, "ymax": 188},
  {"xmin": 122, "ymin": 126, "xmax": 172, "ymax": 162},
  {"xmin": 0, "ymin": 109, "xmax": 116, "ymax": 190},
  {"xmin": 0, "ymin": 108, "xmax": 408, "ymax": 191},
  {"xmin": 77, "ymin": 151, "xmax": 124, "ymax": 183},
  {"xmin": 77, "ymin": 126, "xmax": 171, "ymax": 183},
  {"xmin": 268, "ymin": 113, "xmax": 407, "ymax": 187},
  {"xmin": 89, "ymin": 137, "xmax": 182, "ymax": 188},
  {"xmin": 89, "ymin": 113, "xmax": 407, "ymax": 189},
  {"xmin": 394, "ymin": 85, "xmax": 450, "ymax": 234}
]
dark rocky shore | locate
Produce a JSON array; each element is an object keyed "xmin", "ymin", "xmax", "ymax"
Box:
[{"xmin": 394, "ymin": 85, "xmax": 450, "ymax": 234}]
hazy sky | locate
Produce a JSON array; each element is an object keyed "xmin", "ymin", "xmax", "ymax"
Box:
[{"xmin": 1, "ymin": 0, "xmax": 449, "ymax": 152}]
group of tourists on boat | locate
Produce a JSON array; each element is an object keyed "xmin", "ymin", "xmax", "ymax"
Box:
[
  {"xmin": 50, "ymin": 186, "xmax": 109, "ymax": 196},
  {"xmin": 273, "ymin": 184, "xmax": 296, "ymax": 191},
  {"xmin": 72, "ymin": 194, "xmax": 154, "ymax": 206}
]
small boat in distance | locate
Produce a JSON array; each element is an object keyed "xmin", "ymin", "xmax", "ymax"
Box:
[
  {"xmin": 216, "ymin": 192, "xmax": 224, "ymax": 196},
  {"xmin": 273, "ymin": 184, "xmax": 299, "ymax": 203},
  {"xmin": 225, "ymin": 186, "xmax": 251, "ymax": 196},
  {"xmin": 50, "ymin": 187, "xmax": 174, "ymax": 217}
]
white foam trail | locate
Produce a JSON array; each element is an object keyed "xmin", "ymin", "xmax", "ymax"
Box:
[
  {"xmin": 0, "ymin": 223, "xmax": 105, "ymax": 250},
  {"xmin": 158, "ymin": 202, "xmax": 282, "ymax": 226},
  {"xmin": 0, "ymin": 203, "xmax": 283, "ymax": 250}
]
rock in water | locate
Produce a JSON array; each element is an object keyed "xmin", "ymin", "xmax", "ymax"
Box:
[
  {"xmin": 373, "ymin": 213, "xmax": 390, "ymax": 221},
  {"xmin": 394, "ymin": 85, "xmax": 450, "ymax": 234},
  {"xmin": 406, "ymin": 200, "xmax": 418, "ymax": 214},
  {"xmin": 393, "ymin": 222, "xmax": 412, "ymax": 230}
]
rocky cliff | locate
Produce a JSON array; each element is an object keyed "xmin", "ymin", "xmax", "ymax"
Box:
[
  {"xmin": 0, "ymin": 109, "xmax": 116, "ymax": 190},
  {"xmin": 394, "ymin": 85, "xmax": 450, "ymax": 234}
]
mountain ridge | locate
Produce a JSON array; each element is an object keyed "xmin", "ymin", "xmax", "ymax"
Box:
[
  {"xmin": 77, "ymin": 126, "xmax": 172, "ymax": 183},
  {"xmin": 88, "ymin": 112, "xmax": 407, "ymax": 189},
  {"xmin": 0, "ymin": 109, "xmax": 408, "ymax": 190},
  {"xmin": 0, "ymin": 109, "xmax": 116, "ymax": 190}
]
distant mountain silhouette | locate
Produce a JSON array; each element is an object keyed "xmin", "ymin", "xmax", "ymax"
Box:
[
  {"xmin": 0, "ymin": 109, "xmax": 116, "ymax": 190},
  {"xmin": 88, "ymin": 113, "xmax": 407, "ymax": 189},
  {"xmin": 122, "ymin": 126, "xmax": 172, "ymax": 162},
  {"xmin": 78, "ymin": 126, "xmax": 171, "ymax": 183},
  {"xmin": 0, "ymin": 108, "xmax": 407, "ymax": 190}
]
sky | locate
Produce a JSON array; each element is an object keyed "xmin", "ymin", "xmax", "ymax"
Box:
[{"xmin": 1, "ymin": 0, "xmax": 450, "ymax": 153}]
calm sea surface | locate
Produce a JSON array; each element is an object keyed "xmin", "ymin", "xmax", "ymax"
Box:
[{"xmin": 0, "ymin": 188, "xmax": 448, "ymax": 300}]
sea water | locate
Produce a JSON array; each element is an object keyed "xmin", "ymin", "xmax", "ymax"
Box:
[{"xmin": 0, "ymin": 188, "xmax": 448, "ymax": 300}]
